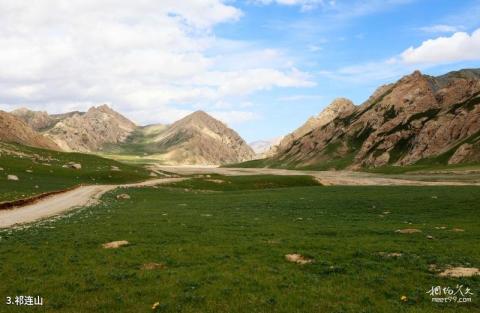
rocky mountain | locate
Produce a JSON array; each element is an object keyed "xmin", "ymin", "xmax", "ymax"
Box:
[
  {"xmin": 147, "ymin": 111, "xmax": 255, "ymax": 165},
  {"xmin": 267, "ymin": 68, "xmax": 480, "ymax": 169},
  {"xmin": 0, "ymin": 111, "xmax": 59, "ymax": 150},
  {"xmin": 269, "ymin": 98, "xmax": 355, "ymax": 156},
  {"xmin": 45, "ymin": 105, "xmax": 137, "ymax": 152}
]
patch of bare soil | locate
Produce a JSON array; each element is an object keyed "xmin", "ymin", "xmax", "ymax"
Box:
[
  {"xmin": 395, "ymin": 228, "xmax": 422, "ymax": 234},
  {"xmin": 285, "ymin": 254, "xmax": 314, "ymax": 265},
  {"xmin": 102, "ymin": 240, "xmax": 129, "ymax": 249},
  {"xmin": 439, "ymin": 267, "xmax": 480, "ymax": 278},
  {"xmin": 142, "ymin": 262, "xmax": 166, "ymax": 270}
]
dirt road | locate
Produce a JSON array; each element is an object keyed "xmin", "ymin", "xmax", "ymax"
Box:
[
  {"xmin": 0, "ymin": 178, "xmax": 185, "ymax": 228},
  {"xmin": 155, "ymin": 166, "xmax": 480, "ymax": 186}
]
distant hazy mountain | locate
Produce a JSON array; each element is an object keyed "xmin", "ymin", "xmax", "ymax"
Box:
[
  {"xmin": 249, "ymin": 137, "xmax": 283, "ymax": 158},
  {"xmin": 263, "ymin": 68, "xmax": 480, "ymax": 169},
  {"xmin": 0, "ymin": 110, "xmax": 59, "ymax": 150}
]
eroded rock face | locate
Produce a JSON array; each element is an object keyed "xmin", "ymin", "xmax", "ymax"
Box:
[
  {"xmin": 271, "ymin": 68, "xmax": 480, "ymax": 169},
  {"xmin": 46, "ymin": 105, "xmax": 136, "ymax": 152}
]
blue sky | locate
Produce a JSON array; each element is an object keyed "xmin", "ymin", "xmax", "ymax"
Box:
[{"xmin": 0, "ymin": 0, "xmax": 479, "ymax": 142}]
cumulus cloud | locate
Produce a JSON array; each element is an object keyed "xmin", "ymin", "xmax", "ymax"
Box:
[
  {"xmin": 401, "ymin": 28, "xmax": 480, "ymax": 64},
  {"xmin": 0, "ymin": 0, "xmax": 313, "ymax": 125}
]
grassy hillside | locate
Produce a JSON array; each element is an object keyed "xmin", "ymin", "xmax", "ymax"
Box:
[
  {"xmin": 0, "ymin": 142, "xmax": 151, "ymax": 202},
  {"xmin": 0, "ymin": 176, "xmax": 478, "ymax": 312}
]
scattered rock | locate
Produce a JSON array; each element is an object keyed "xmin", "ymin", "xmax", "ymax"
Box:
[
  {"xmin": 439, "ymin": 267, "xmax": 480, "ymax": 278},
  {"xmin": 0, "ymin": 167, "xmax": 3, "ymax": 171},
  {"xmin": 116, "ymin": 193, "xmax": 130, "ymax": 200},
  {"xmin": 451, "ymin": 228, "xmax": 465, "ymax": 232},
  {"xmin": 383, "ymin": 211, "xmax": 391, "ymax": 215},
  {"xmin": 149, "ymin": 172, "xmax": 158, "ymax": 177},
  {"xmin": 142, "ymin": 262, "xmax": 166, "ymax": 270},
  {"xmin": 7, "ymin": 175, "xmax": 19, "ymax": 181},
  {"xmin": 102, "ymin": 240, "xmax": 129, "ymax": 249},
  {"xmin": 26, "ymin": 169, "xmax": 33, "ymax": 173},
  {"xmin": 431, "ymin": 195, "xmax": 438, "ymax": 199},
  {"xmin": 152, "ymin": 302, "xmax": 160, "ymax": 310},
  {"xmin": 65, "ymin": 162, "xmax": 82, "ymax": 169},
  {"xmin": 111, "ymin": 166, "xmax": 121, "ymax": 171},
  {"xmin": 378, "ymin": 252, "xmax": 403, "ymax": 258},
  {"xmin": 285, "ymin": 254, "xmax": 314, "ymax": 265},
  {"xmin": 395, "ymin": 228, "xmax": 422, "ymax": 234},
  {"xmin": 205, "ymin": 179, "xmax": 226, "ymax": 184},
  {"xmin": 435, "ymin": 226, "xmax": 447, "ymax": 230},
  {"xmin": 426, "ymin": 235, "xmax": 434, "ymax": 240}
]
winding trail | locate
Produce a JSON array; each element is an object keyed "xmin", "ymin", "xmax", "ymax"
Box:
[{"xmin": 0, "ymin": 178, "xmax": 186, "ymax": 228}]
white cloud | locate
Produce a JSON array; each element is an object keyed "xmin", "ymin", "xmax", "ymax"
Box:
[
  {"xmin": 402, "ymin": 28, "xmax": 480, "ymax": 64},
  {"xmin": 322, "ymin": 27, "xmax": 480, "ymax": 84},
  {"xmin": 249, "ymin": 0, "xmax": 328, "ymax": 11},
  {"xmin": 0, "ymin": 0, "xmax": 313, "ymax": 125},
  {"xmin": 419, "ymin": 24, "xmax": 462, "ymax": 34}
]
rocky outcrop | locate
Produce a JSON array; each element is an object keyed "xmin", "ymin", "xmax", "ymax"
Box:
[
  {"xmin": 0, "ymin": 111, "xmax": 60, "ymax": 150},
  {"xmin": 45, "ymin": 105, "xmax": 136, "ymax": 152},
  {"xmin": 11, "ymin": 108, "xmax": 82, "ymax": 131},
  {"xmin": 269, "ymin": 68, "xmax": 480, "ymax": 169}
]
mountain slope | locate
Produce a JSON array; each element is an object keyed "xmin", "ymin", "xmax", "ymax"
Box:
[
  {"xmin": 268, "ymin": 68, "xmax": 480, "ymax": 169},
  {"xmin": 269, "ymin": 97, "xmax": 355, "ymax": 156},
  {"xmin": 0, "ymin": 111, "xmax": 59, "ymax": 150},
  {"xmin": 148, "ymin": 111, "xmax": 255, "ymax": 165},
  {"xmin": 45, "ymin": 105, "xmax": 137, "ymax": 152}
]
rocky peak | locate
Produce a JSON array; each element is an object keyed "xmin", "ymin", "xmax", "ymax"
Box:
[{"xmin": 46, "ymin": 104, "xmax": 137, "ymax": 152}]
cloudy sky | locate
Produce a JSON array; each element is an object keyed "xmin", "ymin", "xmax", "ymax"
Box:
[{"xmin": 1, "ymin": 0, "xmax": 480, "ymax": 142}]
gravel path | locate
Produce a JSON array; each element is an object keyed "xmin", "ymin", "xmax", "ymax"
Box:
[{"xmin": 0, "ymin": 178, "xmax": 186, "ymax": 228}]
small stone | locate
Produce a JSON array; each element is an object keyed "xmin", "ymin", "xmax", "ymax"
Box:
[
  {"xmin": 7, "ymin": 175, "xmax": 19, "ymax": 181},
  {"xmin": 102, "ymin": 240, "xmax": 129, "ymax": 249},
  {"xmin": 285, "ymin": 254, "xmax": 314, "ymax": 265},
  {"xmin": 116, "ymin": 193, "xmax": 130, "ymax": 200},
  {"xmin": 395, "ymin": 228, "xmax": 422, "ymax": 234},
  {"xmin": 426, "ymin": 235, "xmax": 434, "ymax": 240}
]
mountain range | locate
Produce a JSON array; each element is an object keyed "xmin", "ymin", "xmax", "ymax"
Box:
[
  {"xmin": 262, "ymin": 68, "xmax": 480, "ymax": 169},
  {"xmin": 4, "ymin": 106, "xmax": 254, "ymax": 165},
  {"xmin": 1, "ymin": 68, "xmax": 479, "ymax": 169}
]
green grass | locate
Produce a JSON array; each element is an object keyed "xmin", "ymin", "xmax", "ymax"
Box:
[
  {"xmin": 0, "ymin": 143, "xmax": 151, "ymax": 202},
  {"xmin": 167, "ymin": 174, "xmax": 320, "ymax": 191},
  {"xmin": 0, "ymin": 176, "xmax": 479, "ymax": 312}
]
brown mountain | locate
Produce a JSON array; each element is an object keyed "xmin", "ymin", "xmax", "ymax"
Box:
[
  {"xmin": 45, "ymin": 105, "xmax": 137, "ymax": 152},
  {"xmin": 268, "ymin": 68, "xmax": 480, "ymax": 169},
  {"xmin": 115, "ymin": 111, "xmax": 255, "ymax": 165},
  {"xmin": 0, "ymin": 111, "xmax": 59, "ymax": 150}
]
